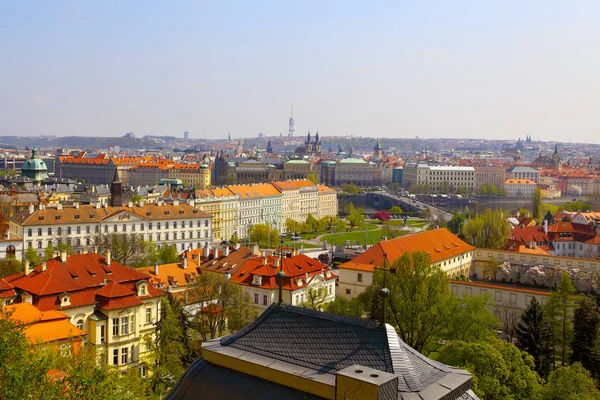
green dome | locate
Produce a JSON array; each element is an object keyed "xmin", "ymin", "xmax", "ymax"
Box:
[
  {"xmin": 21, "ymin": 147, "xmax": 48, "ymax": 182},
  {"xmin": 22, "ymin": 158, "xmax": 47, "ymax": 171}
]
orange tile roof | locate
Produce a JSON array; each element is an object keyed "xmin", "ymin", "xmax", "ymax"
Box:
[
  {"xmin": 138, "ymin": 262, "xmax": 200, "ymax": 290},
  {"xmin": 272, "ymin": 179, "xmax": 316, "ymax": 191},
  {"xmin": 339, "ymin": 229, "xmax": 475, "ymax": 272},
  {"xmin": 504, "ymin": 179, "xmax": 536, "ymax": 185},
  {"xmin": 5, "ymin": 303, "xmax": 87, "ymax": 343},
  {"xmin": 317, "ymin": 184, "xmax": 337, "ymax": 193}
]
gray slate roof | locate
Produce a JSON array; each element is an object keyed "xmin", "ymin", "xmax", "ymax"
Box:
[
  {"xmin": 221, "ymin": 305, "xmax": 393, "ymax": 375},
  {"xmin": 168, "ymin": 304, "xmax": 478, "ymax": 400}
]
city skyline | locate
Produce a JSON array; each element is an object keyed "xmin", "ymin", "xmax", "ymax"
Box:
[{"xmin": 1, "ymin": 1, "xmax": 600, "ymax": 142}]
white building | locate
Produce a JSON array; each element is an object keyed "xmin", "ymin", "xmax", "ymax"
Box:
[
  {"xmin": 317, "ymin": 185, "xmax": 338, "ymax": 219},
  {"xmin": 9, "ymin": 201, "xmax": 212, "ymax": 257},
  {"xmin": 230, "ymin": 252, "xmax": 337, "ymax": 310},
  {"xmin": 403, "ymin": 163, "xmax": 475, "ymax": 192},
  {"xmin": 506, "ymin": 166, "xmax": 540, "ymax": 184}
]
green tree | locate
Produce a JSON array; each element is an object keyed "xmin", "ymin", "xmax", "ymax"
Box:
[
  {"xmin": 24, "ymin": 246, "xmax": 41, "ymax": 266},
  {"xmin": 149, "ymin": 297, "xmax": 188, "ymax": 396},
  {"xmin": 542, "ymin": 363, "xmax": 600, "ymax": 400},
  {"xmin": 438, "ymin": 338, "xmax": 542, "ymax": 400},
  {"xmin": 305, "ymin": 214, "xmax": 318, "ymax": 232},
  {"xmin": 516, "ymin": 297, "xmax": 554, "ymax": 378},
  {"xmin": 346, "ymin": 203, "xmax": 365, "ymax": 230},
  {"xmin": 0, "ymin": 308, "xmax": 61, "ymax": 400},
  {"xmin": 362, "ymin": 251, "xmax": 450, "ymax": 354},
  {"xmin": 302, "ymin": 287, "xmax": 329, "ymax": 311},
  {"xmin": 388, "ymin": 205, "xmax": 403, "ymax": 214},
  {"xmin": 443, "ymin": 294, "xmax": 500, "ymax": 343},
  {"xmin": 248, "ymin": 223, "xmax": 279, "ymax": 247},
  {"xmin": 341, "ymin": 183, "xmax": 359, "ymax": 194},
  {"xmin": 158, "ymin": 244, "xmax": 179, "ymax": 264},
  {"xmin": 545, "ymin": 271, "xmax": 578, "ymax": 367},
  {"xmin": 461, "ymin": 209, "xmax": 510, "ymax": 249},
  {"xmin": 446, "ymin": 211, "xmax": 466, "ymax": 234},
  {"xmin": 533, "ymin": 187, "xmax": 543, "ymax": 220},
  {"xmin": 188, "ymin": 273, "xmax": 252, "ymax": 341},
  {"xmin": 0, "ymin": 258, "xmax": 22, "ymax": 277},
  {"xmin": 307, "ymin": 173, "xmax": 319, "ymax": 185},
  {"xmin": 285, "ymin": 218, "xmax": 298, "ymax": 235},
  {"xmin": 517, "ymin": 208, "xmax": 532, "ymax": 218},
  {"xmin": 131, "ymin": 194, "xmax": 143, "ymax": 203},
  {"xmin": 93, "ymin": 232, "xmax": 153, "ymax": 266},
  {"xmin": 325, "ymin": 297, "xmax": 365, "ymax": 318},
  {"xmin": 571, "ymin": 296, "xmax": 600, "ymax": 379}
]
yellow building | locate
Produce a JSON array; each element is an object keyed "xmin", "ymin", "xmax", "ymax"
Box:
[
  {"xmin": 194, "ymin": 188, "xmax": 239, "ymax": 242},
  {"xmin": 5, "ymin": 252, "xmax": 162, "ymax": 374}
]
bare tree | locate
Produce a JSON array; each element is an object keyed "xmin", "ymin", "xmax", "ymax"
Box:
[{"xmin": 498, "ymin": 302, "xmax": 521, "ymax": 343}]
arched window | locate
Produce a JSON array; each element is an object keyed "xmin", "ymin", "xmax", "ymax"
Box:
[
  {"xmin": 6, "ymin": 245, "xmax": 15, "ymax": 258},
  {"xmin": 76, "ymin": 319, "xmax": 84, "ymax": 330},
  {"xmin": 37, "ymin": 228, "xmax": 42, "ymax": 236},
  {"xmin": 27, "ymin": 229, "xmax": 32, "ymax": 237},
  {"xmin": 57, "ymin": 228, "xmax": 62, "ymax": 235}
]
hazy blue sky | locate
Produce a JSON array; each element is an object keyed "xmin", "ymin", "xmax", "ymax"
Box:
[{"xmin": 1, "ymin": 1, "xmax": 600, "ymax": 142}]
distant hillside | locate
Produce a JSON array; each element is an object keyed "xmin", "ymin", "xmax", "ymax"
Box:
[{"xmin": 0, "ymin": 135, "xmax": 162, "ymax": 149}]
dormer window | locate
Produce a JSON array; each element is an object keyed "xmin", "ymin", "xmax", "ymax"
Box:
[
  {"xmin": 59, "ymin": 293, "xmax": 71, "ymax": 307},
  {"xmin": 137, "ymin": 282, "xmax": 147, "ymax": 297},
  {"xmin": 252, "ymin": 275, "xmax": 263, "ymax": 286},
  {"xmin": 296, "ymin": 278, "xmax": 303, "ymax": 287}
]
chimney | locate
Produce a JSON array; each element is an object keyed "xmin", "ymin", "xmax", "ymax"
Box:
[
  {"xmin": 60, "ymin": 250, "xmax": 68, "ymax": 263},
  {"xmin": 93, "ymin": 246, "xmax": 99, "ymax": 254},
  {"xmin": 95, "ymin": 202, "xmax": 101, "ymax": 209},
  {"xmin": 203, "ymin": 242, "xmax": 210, "ymax": 258},
  {"xmin": 56, "ymin": 203, "xmax": 62, "ymax": 210},
  {"xmin": 74, "ymin": 202, "xmax": 79, "ymax": 209},
  {"xmin": 128, "ymin": 201, "xmax": 133, "ymax": 207},
  {"xmin": 28, "ymin": 204, "xmax": 35, "ymax": 214},
  {"xmin": 223, "ymin": 245, "xmax": 230, "ymax": 257},
  {"xmin": 252, "ymin": 244, "xmax": 260, "ymax": 256},
  {"xmin": 234, "ymin": 242, "xmax": 241, "ymax": 250},
  {"xmin": 41, "ymin": 262, "xmax": 47, "ymax": 272},
  {"xmin": 105, "ymin": 250, "xmax": 111, "ymax": 266},
  {"xmin": 189, "ymin": 199, "xmax": 195, "ymax": 207},
  {"xmin": 82, "ymin": 247, "xmax": 88, "ymax": 254},
  {"xmin": 336, "ymin": 364, "xmax": 398, "ymax": 400},
  {"xmin": 173, "ymin": 200, "xmax": 179, "ymax": 206},
  {"xmin": 154, "ymin": 264, "xmax": 159, "ymax": 275},
  {"xmin": 182, "ymin": 257, "xmax": 188, "ymax": 270},
  {"xmin": 544, "ymin": 219, "xmax": 548, "ymax": 234},
  {"xmin": 213, "ymin": 245, "xmax": 220, "ymax": 259},
  {"xmin": 103, "ymin": 278, "xmax": 108, "ymax": 285},
  {"xmin": 262, "ymin": 255, "xmax": 268, "ymax": 265},
  {"xmin": 24, "ymin": 260, "xmax": 31, "ymax": 275},
  {"xmin": 274, "ymin": 257, "xmax": 281, "ymax": 268}
]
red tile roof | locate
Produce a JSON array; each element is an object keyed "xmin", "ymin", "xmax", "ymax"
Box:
[
  {"xmin": 339, "ymin": 229, "xmax": 475, "ymax": 272},
  {"xmin": 0, "ymin": 278, "xmax": 16, "ymax": 298},
  {"xmin": 5, "ymin": 253, "xmax": 160, "ymax": 311},
  {"xmin": 230, "ymin": 253, "xmax": 336, "ymax": 291}
]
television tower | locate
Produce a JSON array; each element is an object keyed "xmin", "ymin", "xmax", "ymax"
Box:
[{"xmin": 288, "ymin": 103, "xmax": 295, "ymax": 137}]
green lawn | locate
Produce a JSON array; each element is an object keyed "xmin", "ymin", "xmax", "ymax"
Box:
[
  {"xmin": 321, "ymin": 230, "xmax": 387, "ymax": 247},
  {"xmin": 281, "ymin": 240, "xmax": 321, "ymax": 249}
]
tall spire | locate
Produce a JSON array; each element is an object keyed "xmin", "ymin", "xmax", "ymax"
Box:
[
  {"xmin": 554, "ymin": 143, "xmax": 558, "ymax": 155},
  {"xmin": 288, "ymin": 103, "xmax": 295, "ymax": 137}
]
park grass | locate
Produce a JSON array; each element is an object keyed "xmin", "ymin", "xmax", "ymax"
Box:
[{"xmin": 321, "ymin": 229, "xmax": 386, "ymax": 247}]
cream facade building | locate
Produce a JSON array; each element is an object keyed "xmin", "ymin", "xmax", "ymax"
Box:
[
  {"xmin": 402, "ymin": 163, "xmax": 475, "ymax": 191},
  {"xmin": 5, "ymin": 252, "xmax": 162, "ymax": 373},
  {"xmin": 338, "ymin": 229, "xmax": 475, "ymax": 299},
  {"xmin": 9, "ymin": 201, "xmax": 212, "ymax": 256},
  {"xmin": 503, "ymin": 179, "xmax": 537, "ymax": 198},
  {"xmin": 317, "ymin": 185, "xmax": 338, "ymax": 219},
  {"xmin": 194, "ymin": 188, "xmax": 239, "ymax": 242}
]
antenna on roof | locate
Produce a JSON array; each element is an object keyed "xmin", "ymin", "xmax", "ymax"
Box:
[
  {"xmin": 277, "ymin": 235, "xmax": 285, "ymax": 305},
  {"xmin": 378, "ymin": 252, "xmax": 390, "ymax": 328}
]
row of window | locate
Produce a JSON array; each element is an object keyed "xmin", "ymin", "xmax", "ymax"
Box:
[{"xmin": 27, "ymin": 220, "xmax": 209, "ymax": 237}]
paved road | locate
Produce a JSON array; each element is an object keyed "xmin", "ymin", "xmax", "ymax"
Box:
[{"xmin": 378, "ymin": 191, "xmax": 452, "ymax": 221}]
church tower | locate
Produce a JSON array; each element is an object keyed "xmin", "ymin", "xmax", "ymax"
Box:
[
  {"xmin": 110, "ymin": 169, "xmax": 123, "ymax": 207},
  {"xmin": 374, "ymin": 140, "xmax": 383, "ymax": 160}
]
